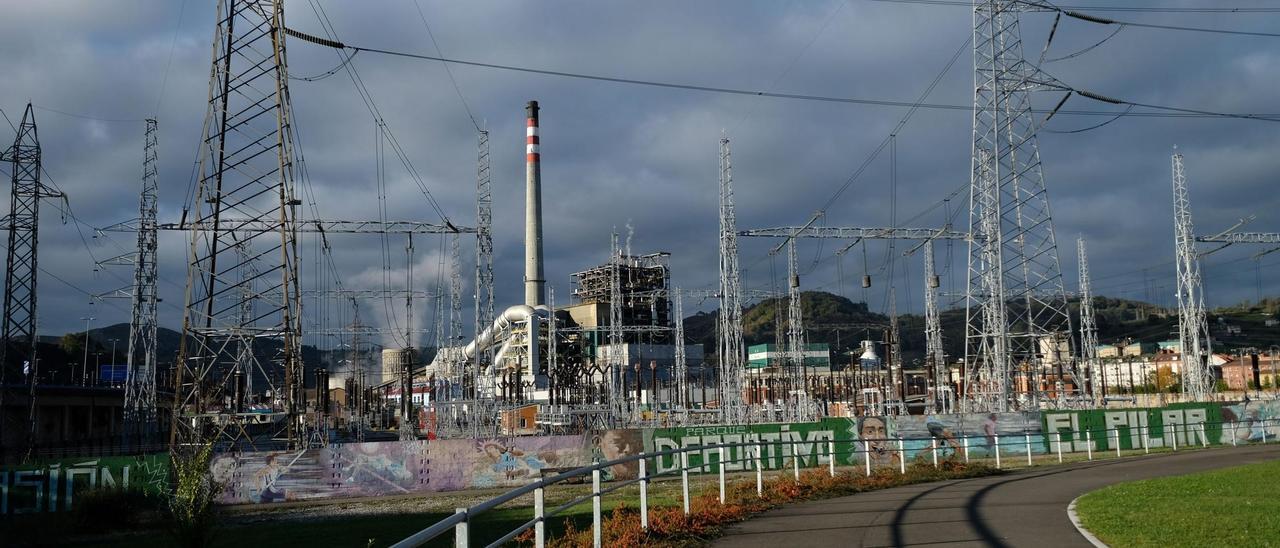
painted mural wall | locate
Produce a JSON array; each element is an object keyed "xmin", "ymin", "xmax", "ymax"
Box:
[
  {"xmin": 211, "ymin": 434, "xmax": 619, "ymax": 504},
  {"xmin": 0, "ymin": 453, "xmax": 168, "ymax": 515},
  {"xmin": 5, "ymin": 402, "xmax": 1275, "ymax": 512},
  {"xmin": 1041, "ymin": 399, "xmax": 1280, "ymax": 451},
  {"xmin": 644, "ymin": 413, "xmax": 1045, "ymax": 473}
]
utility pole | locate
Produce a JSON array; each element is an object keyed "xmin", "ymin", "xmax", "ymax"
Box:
[
  {"xmin": 1171, "ymin": 150, "xmax": 1213, "ymax": 400},
  {"xmin": 1077, "ymin": 238, "xmax": 1100, "ymax": 405},
  {"xmin": 964, "ymin": 0, "xmax": 1074, "ymax": 412}
]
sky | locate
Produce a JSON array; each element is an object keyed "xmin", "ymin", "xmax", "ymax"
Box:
[{"xmin": 1, "ymin": 0, "xmax": 1278, "ymax": 349}]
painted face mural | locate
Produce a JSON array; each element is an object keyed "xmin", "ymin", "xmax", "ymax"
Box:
[{"xmin": 859, "ymin": 416, "xmax": 899, "ymax": 466}]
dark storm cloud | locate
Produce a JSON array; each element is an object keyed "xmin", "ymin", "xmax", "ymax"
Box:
[{"xmin": 1, "ymin": 0, "xmax": 1277, "ymax": 344}]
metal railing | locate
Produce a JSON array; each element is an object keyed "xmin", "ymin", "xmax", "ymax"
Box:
[{"xmin": 392, "ymin": 418, "xmax": 1277, "ymax": 548}]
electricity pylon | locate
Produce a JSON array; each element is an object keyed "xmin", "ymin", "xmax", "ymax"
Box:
[
  {"xmin": 175, "ymin": 0, "xmax": 305, "ymax": 450},
  {"xmin": 1076, "ymin": 237, "xmax": 1099, "ymax": 404},
  {"xmin": 717, "ymin": 134, "xmax": 746, "ymax": 423},
  {"xmin": 964, "ymin": 0, "xmax": 1074, "ymax": 412},
  {"xmin": 1171, "ymin": 150, "xmax": 1213, "ymax": 400},
  {"xmin": 0, "ymin": 103, "xmax": 64, "ymax": 457},
  {"xmin": 123, "ymin": 119, "xmax": 160, "ymax": 446}
]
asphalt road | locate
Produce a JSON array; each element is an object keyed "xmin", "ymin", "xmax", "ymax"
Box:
[{"xmin": 713, "ymin": 444, "xmax": 1280, "ymax": 548}]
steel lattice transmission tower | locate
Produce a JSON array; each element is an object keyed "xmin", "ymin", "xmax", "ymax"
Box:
[
  {"xmin": 0, "ymin": 104, "xmax": 63, "ymax": 453},
  {"xmin": 123, "ymin": 119, "xmax": 161, "ymax": 445},
  {"xmin": 448, "ymin": 231, "xmax": 463, "ymax": 385},
  {"xmin": 923, "ymin": 240, "xmax": 946, "ymax": 411},
  {"xmin": 1171, "ymin": 150, "xmax": 1213, "ymax": 400},
  {"xmin": 175, "ymin": 0, "xmax": 305, "ymax": 450},
  {"xmin": 785, "ymin": 240, "xmax": 809, "ymax": 422},
  {"xmin": 1076, "ymin": 237, "xmax": 1099, "ymax": 403},
  {"xmin": 717, "ymin": 134, "xmax": 746, "ymax": 423},
  {"xmin": 608, "ymin": 232, "xmax": 625, "ymax": 421},
  {"xmin": 964, "ymin": 0, "xmax": 1074, "ymax": 412},
  {"xmin": 473, "ymin": 129, "xmax": 493, "ymax": 398}
]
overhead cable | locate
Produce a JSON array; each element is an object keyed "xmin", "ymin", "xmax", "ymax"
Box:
[{"xmin": 282, "ymin": 30, "xmax": 1280, "ymax": 122}]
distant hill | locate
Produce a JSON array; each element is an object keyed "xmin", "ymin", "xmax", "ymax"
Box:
[
  {"xmin": 682, "ymin": 291, "xmax": 1280, "ymax": 364},
  {"xmin": 684, "ymin": 292, "xmax": 890, "ymax": 363}
]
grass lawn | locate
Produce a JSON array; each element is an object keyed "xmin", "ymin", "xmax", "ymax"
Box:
[{"xmin": 1075, "ymin": 458, "xmax": 1280, "ymax": 548}]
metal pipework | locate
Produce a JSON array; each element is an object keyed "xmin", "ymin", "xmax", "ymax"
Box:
[{"xmin": 525, "ymin": 100, "xmax": 545, "ymax": 307}]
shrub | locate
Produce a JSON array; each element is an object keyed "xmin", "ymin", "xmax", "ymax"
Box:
[{"xmin": 167, "ymin": 443, "xmax": 221, "ymax": 548}]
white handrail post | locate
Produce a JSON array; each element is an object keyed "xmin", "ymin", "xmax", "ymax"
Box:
[
  {"xmin": 1113, "ymin": 428, "xmax": 1121, "ymax": 458},
  {"xmin": 898, "ymin": 437, "xmax": 906, "ymax": 474},
  {"xmin": 639, "ymin": 454, "xmax": 649, "ymax": 531},
  {"xmin": 755, "ymin": 444, "xmax": 763, "ymax": 497},
  {"xmin": 534, "ymin": 487, "xmax": 546, "ymax": 548},
  {"xmin": 792, "ymin": 439, "xmax": 800, "ymax": 480},
  {"xmin": 1055, "ymin": 431, "xmax": 1063, "ymax": 463},
  {"xmin": 680, "ymin": 451, "xmax": 690, "ymax": 515},
  {"xmin": 829, "ymin": 440, "xmax": 837, "ymax": 477},
  {"xmin": 963, "ymin": 435, "xmax": 969, "ymax": 463},
  {"xmin": 1085, "ymin": 430, "xmax": 1093, "ymax": 461},
  {"xmin": 719, "ymin": 446, "xmax": 727, "ymax": 504},
  {"xmin": 1141, "ymin": 424, "xmax": 1149, "ymax": 454},
  {"xmin": 931, "ymin": 437, "xmax": 938, "ymax": 468},
  {"xmin": 1230, "ymin": 422, "xmax": 1237, "ymax": 447},
  {"xmin": 994, "ymin": 434, "xmax": 1001, "ymax": 469},
  {"xmin": 592, "ymin": 469, "xmax": 602, "ymax": 548},
  {"xmin": 1262, "ymin": 419, "xmax": 1268, "ymax": 444},
  {"xmin": 454, "ymin": 508, "xmax": 468, "ymax": 548},
  {"xmin": 1200, "ymin": 423, "xmax": 1207, "ymax": 448},
  {"xmin": 1171, "ymin": 426, "xmax": 1178, "ymax": 451},
  {"xmin": 1025, "ymin": 433, "xmax": 1032, "ymax": 467},
  {"xmin": 864, "ymin": 441, "xmax": 872, "ymax": 476}
]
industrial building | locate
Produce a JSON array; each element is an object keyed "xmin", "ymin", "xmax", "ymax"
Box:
[{"xmin": 746, "ymin": 343, "xmax": 832, "ymax": 371}]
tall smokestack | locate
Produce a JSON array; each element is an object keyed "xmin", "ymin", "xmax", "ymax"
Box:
[{"xmin": 525, "ymin": 100, "xmax": 545, "ymax": 306}]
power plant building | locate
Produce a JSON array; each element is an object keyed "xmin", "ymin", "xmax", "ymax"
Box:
[{"xmin": 746, "ymin": 343, "xmax": 832, "ymax": 371}]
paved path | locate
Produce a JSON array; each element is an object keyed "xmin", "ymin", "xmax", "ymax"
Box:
[{"xmin": 714, "ymin": 444, "xmax": 1280, "ymax": 548}]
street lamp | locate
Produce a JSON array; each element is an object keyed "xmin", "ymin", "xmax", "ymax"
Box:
[
  {"xmin": 108, "ymin": 338, "xmax": 119, "ymax": 386},
  {"xmin": 80, "ymin": 316, "xmax": 95, "ymax": 386}
]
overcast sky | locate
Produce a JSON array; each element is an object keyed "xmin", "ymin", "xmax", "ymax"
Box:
[{"xmin": 1, "ymin": 0, "xmax": 1278, "ymax": 348}]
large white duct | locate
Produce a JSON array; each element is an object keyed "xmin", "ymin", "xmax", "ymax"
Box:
[{"xmin": 464, "ymin": 304, "xmax": 539, "ymax": 360}]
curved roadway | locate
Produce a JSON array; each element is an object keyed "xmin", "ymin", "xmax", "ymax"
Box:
[{"xmin": 714, "ymin": 444, "xmax": 1280, "ymax": 548}]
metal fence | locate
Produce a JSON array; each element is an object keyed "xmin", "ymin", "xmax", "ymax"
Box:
[{"xmin": 392, "ymin": 418, "xmax": 1276, "ymax": 548}]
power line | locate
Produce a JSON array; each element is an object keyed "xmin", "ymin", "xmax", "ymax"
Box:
[
  {"xmin": 410, "ymin": 0, "xmax": 481, "ymax": 132},
  {"xmin": 152, "ymin": 0, "xmax": 190, "ymax": 115},
  {"xmin": 279, "ymin": 28, "xmax": 1280, "ymax": 121},
  {"xmin": 30, "ymin": 105, "xmax": 147, "ymax": 124},
  {"xmin": 865, "ymin": 0, "xmax": 1280, "ymax": 14},
  {"xmin": 301, "ymin": 0, "xmax": 454, "ymax": 226},
  {"xmin": 1027, "ymin": 0, "xmax": 1280, "ymax": 38}
]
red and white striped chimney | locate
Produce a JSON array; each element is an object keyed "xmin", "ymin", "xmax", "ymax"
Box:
[{"xmin": 524, "ymin": 101, "xmax": 545, "ymax": 307}]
